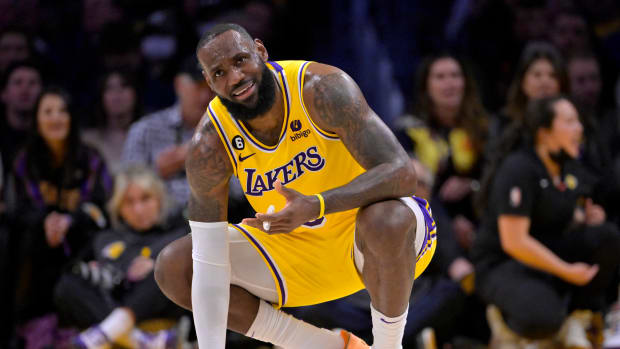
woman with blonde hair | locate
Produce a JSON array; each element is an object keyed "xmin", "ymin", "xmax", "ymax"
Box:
[{"xmin": 54, "ymin": 165, "xmax": 188, "ymax": 349}]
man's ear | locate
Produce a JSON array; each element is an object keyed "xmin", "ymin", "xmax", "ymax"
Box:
[{"xmin": 254, "ymin": 39, "xmax": 269, "ymax": 62}]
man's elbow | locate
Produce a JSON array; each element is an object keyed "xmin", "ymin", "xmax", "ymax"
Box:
[{"xmin": 395, "ymin": 159, "xmax": 417, "ymax": 196}]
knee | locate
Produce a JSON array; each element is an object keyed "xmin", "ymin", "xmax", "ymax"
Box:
[
  {"xmin": 507, "ymin": 307, "xmax": 565, "ymax": 339},
  {"xmin": 154, "ymin": 244, "xmax": 172, "ymax": 290},
  {"xmin": 154, "ymin": 236, "xmax": 193, "ymax": 309},
  {"xmin": 356, "ymin": 200, "xmax": 415, "ymax": 256}
]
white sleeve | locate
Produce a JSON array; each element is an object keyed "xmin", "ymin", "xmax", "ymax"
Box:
[{"xmin": 190, "ymin": 220, "xmax": 230, "ymax": 349}]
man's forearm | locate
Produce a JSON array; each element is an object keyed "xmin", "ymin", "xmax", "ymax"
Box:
[{"xmin": 321, "ymin": 161, "xmax": 416, "ymax": 215}]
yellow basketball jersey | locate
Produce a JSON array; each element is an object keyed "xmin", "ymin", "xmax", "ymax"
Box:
[
  {"xmin": 207, "ymin": 60, "xmax": 435, "ymax": 308},
  {"xmin": 209, "ymin": 60, "xmax": 365, "ymax": 221}
]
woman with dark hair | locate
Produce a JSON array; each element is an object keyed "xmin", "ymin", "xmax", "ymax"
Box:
[
  {"xmin": 396, "ymin": 53, "xmax": 488, "ymax": 253},
  {"xmin": 7, "ymin": 87, "xmax": 113, "ymax": 333},
  {"xmin": 393, "ymin": 54, "xmax": 490, "ymax": 345},
  {"xmin": 491, "ymin": 41, "xmax": 568, "ymax": 139},
  {"xmin": 472, "ymin": 96, "xmax": 620, "ymax": 348},
  {"xmin": 82, "ymin": 70, "xmax": 142, "ymax": 174}
]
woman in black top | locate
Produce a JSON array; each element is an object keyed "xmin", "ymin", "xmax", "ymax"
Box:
[
  {"xmin": 489, "ymin": 42, "xmax": 567, "ymax": 144},
  {"xmin": 472, "ymin": 96, "xmax": 620, "ymax": 342},
  {"xmin": 54, "ymin": 165, "xmax": 187, "ymax": 348},
  {"xmin": 394, "ymin": 53, "xmax": 489, "ymax": 253},
  {"xmin": 7, "ymin": 87, "xmax": 112, "ymax": 327}
]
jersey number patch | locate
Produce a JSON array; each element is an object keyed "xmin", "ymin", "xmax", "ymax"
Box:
[{"xmin": 232, "ymin": 136, "xmax": 245, "ymax": 150}]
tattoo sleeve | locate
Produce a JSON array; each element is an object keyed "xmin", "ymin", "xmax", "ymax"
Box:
[
  {"xmin": 305, "ymin": 64, "xmax": 417, "ymax": 213},
  {"xmin": 186, "ymin": 117, "xmax": 233, "ymax": 222}
]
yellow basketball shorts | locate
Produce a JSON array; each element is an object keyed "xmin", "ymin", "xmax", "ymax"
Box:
[{"xmin": 231, "ymin": 196, "xmax": 437, "ymax": 308}]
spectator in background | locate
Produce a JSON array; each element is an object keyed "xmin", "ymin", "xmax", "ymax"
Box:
[
  {"xmin": 6, "ymin": 87, "xmax": 112, "ymax": 338},
  {"xmin": 83, "ymin": 70, "xmax": 142, "ymax": 174},
  {"xmin": 568, "ymin": 52, "xmax": 602, "ymax": 115},
  {"xmin": 0, "ymin": 151, "xmax": 9, "ymax": 348},
  {"xmin": 511, "ymin": 0, "xmax": 549, "ymax": 44},
  {"xmin": 567, "ymin": 51, "xmax": 620, "ymax": 226},
  {"xmin": 575, "ymin": 0, "xmax": 620, "ymax": 64},
  {"xmin": 139, "ymin": 10, "xmax": 185, "ymax": 112},
  {"xmin": 566, "ymin": 52, "xmax": 613, "ymax": 169},
  {"xmin": 490, "ymin": 41, "xmax": 568, "ymax": 140},
  {"xmin": 473, "ymin": 96, "xmax": 620, "ymax": 348},
  {"xmin": 54, "ymin": 166, "xmax": 187, "ymax": 349},
  {"xmin": 0, "ymin": 60, "xmax": 43, "ymax": 178},
  {"xmin": 121, "ymin": 57, "xmax": 212, "ymax": 208},
  {"xmin": 549, "ymin": 8, "xmax": 591, "ymax": 57},
  {"xmin": 395, "ymin": 54, "xmax": 488, "ymax": 252},
  {"xmin": 0, "ymin": 26, "xmax": 32, "ymax": 74}
]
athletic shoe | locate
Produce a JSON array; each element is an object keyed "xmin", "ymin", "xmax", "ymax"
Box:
[
  {"xmin": 134, "ymin": 316, "xmax": 190, "ymax": 349},
  {"xmin": 604, "ymin": 305, "xmax": 620, "ymax": 349},
  {"xmin": 416, "ymin": 327, "xmax": 437, "ymax": 349},
  {"xmin": 588, "ymin": 311, "xmax": 603, "ymax": 349},
  {"xmin": 486, "ymin": 305, "xmax": 522, "ymax": 349},
  {"xmin": 70, "ymin": 326, "xmax": 111, "ymax": 349},
  {"xmin": 340, "ymin": 330, "xmax": 370, "ymax": 349},
  {"xmin": 557, "ymin": 310, "xmax": 593, "ymax": 349}
]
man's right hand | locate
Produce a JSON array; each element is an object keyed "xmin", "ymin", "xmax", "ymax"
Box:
[
  {"xmin": 156, "ymin": 144, "xmax": 189, "ymax": 179},
  {"xmin": 561, "ymin": 262, "xmax": 598, "ymax": 286}
]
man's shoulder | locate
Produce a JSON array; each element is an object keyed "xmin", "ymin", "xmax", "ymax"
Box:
[{"xmin": 301, "ymin": 61, "xmax": 340, "ymax": 80}]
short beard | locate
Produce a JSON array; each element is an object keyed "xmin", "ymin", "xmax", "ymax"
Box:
[{"xmin": 220, "ymin": 63, "xmax": 276, "ymax": 121}]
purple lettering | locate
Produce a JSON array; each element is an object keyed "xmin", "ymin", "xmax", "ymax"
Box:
[
  {"xmin": 293, "ymin": 151, "xmax": 307, "ymax": 177},
  {"xmin": 251, "ymin": 174, "xmax": 267, "ymax": 195},
  {"xmin": 265, "ymin": 167, "xmax": 283, "ymax": 191},
  {"xmin": 244, "ymin": 168, "xmax": 262, "ymax": 196},
  {"xmin": 305, "ymin": 146, "xmax": 325, "ymax": 170},
  {"xmin": 281, "ymin": 162, "xmax": 297, "ymax": 184},
  {"xmin": 242, "ymin": 147, "xmax": 326, "ymax": 197}
]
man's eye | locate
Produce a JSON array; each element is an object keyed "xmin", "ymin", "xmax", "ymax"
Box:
[{"xmin": 214, "ymin": 71, "xmax": 223, "ymax": 78}]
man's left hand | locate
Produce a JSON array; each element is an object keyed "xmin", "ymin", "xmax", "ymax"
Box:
[{"xmin": 241, "ymin": 181, "xmax": 320, "ymax": 234}]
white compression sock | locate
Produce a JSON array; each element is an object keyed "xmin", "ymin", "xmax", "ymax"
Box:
[
  {"xmin": 371, "ymin": 304, "xmax": 408, "ymax": 349},
  {"xmin": 190, "ymin": 221, "xmax": 230, "ymax": 349},
  {"xmin": 99, "ymin": 308, "xmax": 134, "ymax": 341},
  {"xmin": 246, "ymin": 300, "xmax": 344, "ymax": 349}
]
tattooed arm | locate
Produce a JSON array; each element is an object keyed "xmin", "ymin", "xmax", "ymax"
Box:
[
  {"xmin": 185, "ymin": 114, "xmax": 234, "ymax": 349},
  {"xmin": 244, "ymin": 64, "xmax": 416, "ymax": 234},
  {"xmin": 304, "ymin": 63, "xmax": 416, "ymax": 214},
  {"xmin": 186, "ymin": 115, "xmax": 233, "ymax": 222}
]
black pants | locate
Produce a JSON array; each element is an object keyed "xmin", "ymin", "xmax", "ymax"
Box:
[
  {"xmin": 54, "ymin": 272, "xmax": 185, "ymax": 329},
  {"xmin": 476, "ymin": 223, "xmax": 620, "ymax": 339}
]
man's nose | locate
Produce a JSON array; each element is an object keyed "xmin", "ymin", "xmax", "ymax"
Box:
[{"xmin": 228, "ymin": 66, "xmax": 245, "ymax": 86}]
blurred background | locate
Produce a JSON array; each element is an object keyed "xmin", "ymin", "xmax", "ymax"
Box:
[{"xmin": 0, "ymin": 0, "xmax": 619, "ymax": 348}]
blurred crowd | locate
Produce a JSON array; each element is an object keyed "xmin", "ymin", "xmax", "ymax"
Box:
[{"xmin": 0, "ymin": 0, "xmax": 619, "ymax": 348}]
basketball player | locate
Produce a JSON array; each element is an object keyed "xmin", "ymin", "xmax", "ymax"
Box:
[{"xmin": 155, "ymin": 23, "xmax": 437, "ymax": 349}]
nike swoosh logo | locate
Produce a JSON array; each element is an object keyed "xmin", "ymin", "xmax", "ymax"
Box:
[
  {"xmin": 238, "ymin": 152, "xmax": 256, "ymax": 162},
  {"xmin": 381, "ymin": 318, "xmax": 402, "ymax": 324}
]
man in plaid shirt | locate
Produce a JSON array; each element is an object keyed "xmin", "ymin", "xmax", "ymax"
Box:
[{"xmin": 122, "ymin": 57, "xmax": 213, "ymax": 206}]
